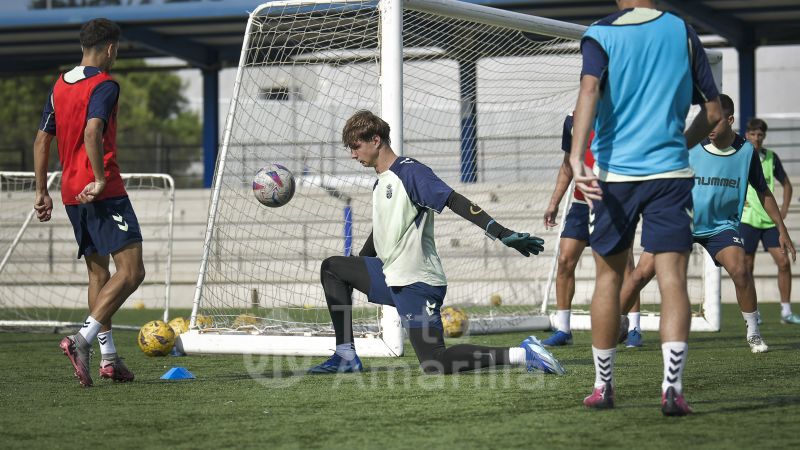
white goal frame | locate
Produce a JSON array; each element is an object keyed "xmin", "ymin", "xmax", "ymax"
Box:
[
  {"xmin": 0, "ymin": 172, "xmax": 176, "ymax": 331},
  {"xmin": 179, "ymin": 0, "xmax": 587, "ymax": 357}
]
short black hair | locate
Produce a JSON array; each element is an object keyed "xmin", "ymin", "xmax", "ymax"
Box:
[
  {"xmin": 746, "ymin": 118, "xmax": 768, "ymax": 133},
  {"xmin": 718, "ymin": 94, "xmax": 734, "ymax": 118},
  {"xmin": 80, "ymin": 18, "xmax": 121, "ymax": 50}
]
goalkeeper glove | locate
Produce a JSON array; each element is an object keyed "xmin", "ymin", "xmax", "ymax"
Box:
[{"xmin": 500, "ymin": 232, "xmax": 545, "ymax": 257}]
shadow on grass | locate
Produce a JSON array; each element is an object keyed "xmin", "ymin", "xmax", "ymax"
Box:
[
  {"xmin": 205, "ymin": 364, "xmax": 424, "ymax": 382},
  {"xmin": 698, "ymin": 395, "xmax": 800, "ymax": 414}
]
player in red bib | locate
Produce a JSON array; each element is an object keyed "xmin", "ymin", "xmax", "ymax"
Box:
[{"xmin": 33, "ymin": 19, "xmax": 144, "ymax": 387}]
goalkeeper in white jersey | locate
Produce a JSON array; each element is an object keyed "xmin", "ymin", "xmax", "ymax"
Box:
[{"xmin": 307, "ymin": 110, "xmax": 564, "ymax": 376}]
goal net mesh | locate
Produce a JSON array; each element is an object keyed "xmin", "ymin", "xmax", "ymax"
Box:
[
  {"xmin": 194, "ymin": 0, "xmax": 585, "ymax": 338},
  {"xmin": 0, "ymin": 172, "xmax": 174, "ymax": 331}
]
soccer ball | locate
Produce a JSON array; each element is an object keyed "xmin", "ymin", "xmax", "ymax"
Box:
[
  {"xmin": 195, "ymin": 314, "xmax": 213, "ymax": 329},
  {"xmin": 232, "ymin": 313, "xmax": 259, "ymax": 329},
  {"xmin": 441, "ymin": 306, "xmax": 469, "ymax": 338},
  {"xmin": 138, "ymin": 320, "xmax": 176, "ymax": 356},
  {"xmin": 168, "ymin": 317, "xmax": 189, "ymax": 336},
  {"xmin": 252, "ymin": 163, "xmax": 295, "ymax": 207}
]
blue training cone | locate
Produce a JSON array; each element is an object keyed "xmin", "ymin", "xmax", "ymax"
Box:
[{"xmin": 160, "ymin": 367, "xmax": 195, "ymax": 380}]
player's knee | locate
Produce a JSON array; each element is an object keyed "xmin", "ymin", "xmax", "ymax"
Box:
[
  {"xmin": 132, "ymin": 264, "xmax": 146, "ymax": 287},
  {"xmin": 632, "ymin": 267, "xmax": 654, "ymax": 286},
  {"xmin": 419, "ymin": 359, "xmax": 447, "ymax": 375},
  {"xmin": 320, "ymin": 256, "xmax": 334, "ymax": 273},
  {"xmin": 557, "ymin": 253, "xmax": 579, "ymax": 274},
  {"xmin": 776, "ymin": 257, "xmax": 791, "ymax": 272},
  {"xmin": 320, "ymin": 256, "xmax": 343, "ymax": 279},
  {"xmin": 729, "ymin": 265, "xmax": 752, "ymax": 289},
  {"xmin": 89, "ymin": 268, "xmax": 111, "ymax": 285}
]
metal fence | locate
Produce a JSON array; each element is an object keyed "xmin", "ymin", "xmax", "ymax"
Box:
[
  {"xmin": 0, "ymin": 143, "xmax": 203, "ymax": 188},
  {"xmin": 2, "ymin": 118, "xmax": 798, "ymax": 191}
]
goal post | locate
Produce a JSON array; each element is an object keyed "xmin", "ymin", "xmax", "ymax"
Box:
[
  {"xmin": 181, "ymin": 0, "xmax": 591, "ymax": 356},
  {"xmin": 0, "ymin": 172, "xmax": 175, "ymax": 331}
]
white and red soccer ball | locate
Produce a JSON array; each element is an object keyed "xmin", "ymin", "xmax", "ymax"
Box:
[{"xmin": 252, "ymin": 163, "xmax": 295, "ymax": 207}]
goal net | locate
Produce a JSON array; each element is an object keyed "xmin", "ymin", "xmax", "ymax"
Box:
[
  {"xmin": 0, "ymin": 172, "xmax": 175, "ymax": 332},
  {"xmin": 182, "ymin": 0, "xmax": 589, "ymax": 357}
]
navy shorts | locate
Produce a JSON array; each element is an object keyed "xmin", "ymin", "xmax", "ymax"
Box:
[
  {"xmin": 694, "ymin": 228, "xmax": 745, "ymax": 267},
  {"xmin": 739, "ymin": 222, "xmax": 780, "ymax": 254},
  {"xmin": 65, "ymin": 196, "xmax": 143, "ymax": 258},
  {"xmin": 363, "ymin": 257, "xmax": 447, "ymax": 329},
  {"xmin": 590, "ymin": 178, "xmax": 694, "ymax": 256},
  {"xmin": 560, "ymin": 202, "xmax": 590, "ymax": 244}
]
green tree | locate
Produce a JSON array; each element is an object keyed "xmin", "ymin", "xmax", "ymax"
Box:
[
  {"xmin": 0, "ymin": 60, "xmax": 201, "ymax": 185},
  {"xmin": 0, "ymin": 74, "xmax": 54, "ymax": 169}
]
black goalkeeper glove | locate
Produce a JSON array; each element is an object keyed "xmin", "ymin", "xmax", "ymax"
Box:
[
  {"xmin": 500, "ymin": 232, "xmax": 545, "ymax": 257},
  {"xmin": 484, "ymin": 220, "xmax": 545, "ymax": 257}
]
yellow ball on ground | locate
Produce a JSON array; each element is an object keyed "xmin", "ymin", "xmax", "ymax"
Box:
[
  {"xmin": 138, "ymin": 320, "xmax": 176, "ymax": 356},
  {"xmin": 232, "ymin": 313, "xmax": 259, "ymax": 328},
  {"xmin": 132, "ymin": 300, "xmax": 146, "ymax": 310},
  {"xmin": 168, "ymin": 317, "xmax": 189, "ymax": 336},
  {"xmin": 195, "ymin": 314, "xmax": 213, "ymax": 329},
  {"xmin": 441, "ymin": 306, "xmax": 469, "ymax": 338},
  {"xmin": 490, "ymin": 293, "xmax": 502, "ymax": 307}
]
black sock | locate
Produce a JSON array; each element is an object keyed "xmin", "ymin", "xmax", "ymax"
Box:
[
  {"xmin": 320, "ymin": 256, "xmax": 371, "ymax": 346},
  {"xmin": 407, "ymin": 327, "xmax": 511, "ymax": 374}
]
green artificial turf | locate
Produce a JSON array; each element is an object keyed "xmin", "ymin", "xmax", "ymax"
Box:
[{"xmin": 1, "ymin": 304, "xmax": 798, "ymax": 449}]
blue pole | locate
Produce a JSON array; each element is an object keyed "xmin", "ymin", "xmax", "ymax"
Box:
[
  {"xmin": 343, "ymin": 204, "xmax": 353, "ymax": 256},
  {"xmin": 202, "ymin": 68, "xmax": 219, "ymax": 188},
  {"xmin": 459, "ymin": 60, "xmax": 478, "ymax": 183},
  {"xmin": 738, "ymin": 45, "xmax": 756, "ymax": 135}
]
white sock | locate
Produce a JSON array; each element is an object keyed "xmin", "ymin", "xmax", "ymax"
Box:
[
  {"xmin": 592, "ymin": 346, "xmax": 616, "ymax": 388},
  {"xmin": 508, "ymin": 347, "xmax": 527, "ymax": 365},
  {"xmin": 628, "ymin": 312, "xmax": 641, "ymax": 331},
  {"xmin": 97, "ymin": 330, "xmax": 117, "ymax": 358},
  {"xmin": 742, "ymin": 311, "xmax": 760, "ymax": 338},
  {"xmin": 662, "ymin": 341, "xmax": 688, "ymax": 394},
  {"xmin": 335, "ymin": 343, "xmax": 356, "ymax": 361},
  {"xmin": 78, "ymin": 316, "xmax": 102, "ymax": 344},
  {"xmin": 781, "ymin": 302, "xmax": 792, "ymax": 318},
  {"xmin": 556, "ymin": 309, "xmax": 571, "ymax": 333}
]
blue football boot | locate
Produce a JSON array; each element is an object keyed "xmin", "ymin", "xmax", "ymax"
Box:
[
  {"xmin": 541, "ymin": 330, "xmax": 573, "ymax": 347},
  {"xmin": 307, "ymin": 353, "xmax": 364, "ymax": 374},
  {"xmin": 625, "ymin": 328, "xmax": 643, "ymax": 348},
  {"xmin": 521, "ymin": 336, "xmax": 566, "ymax": 375}
]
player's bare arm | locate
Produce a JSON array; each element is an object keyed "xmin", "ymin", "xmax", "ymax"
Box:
[
  {"xmin": 685, "ymin": 97, "xmax": 723, "ymax": 149},
  {"xmin": 446, "ymin": 191, "xmax": 544, "ymax": 257},
  {"xmin": 77, "ymin": 117, "xmax": 107, "ymax": 203},
  {"xmin": 32, "ymin": 129, "xmax": 55, "ymax": 222},
  {"xmin": 779, "ymin": 175, "xmax": 792, "ymax": 219},
  {"xmin": 758, "ymin": 190, "xmax": 797, "ymax": 261},
  {"xmin": 545, "ymin": 153, "xmax": 573, "ymax": 228},
  {"xmin": 569, "ymin": 74, "xmax": 601, "ymax": 204}
]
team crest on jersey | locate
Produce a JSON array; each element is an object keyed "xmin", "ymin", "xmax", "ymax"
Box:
[{"xmin": 386, "ymin": 184, "xmax": 393, "ymax": 199}]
